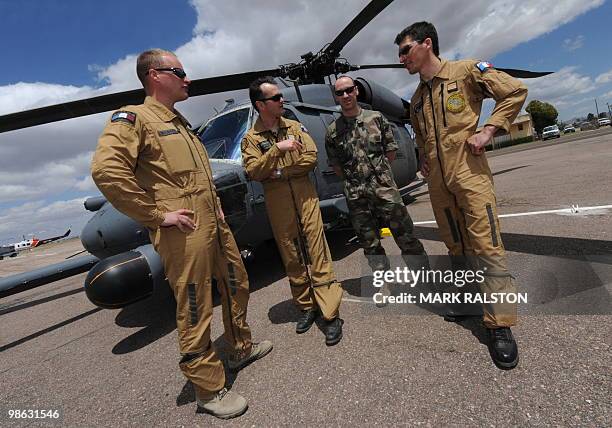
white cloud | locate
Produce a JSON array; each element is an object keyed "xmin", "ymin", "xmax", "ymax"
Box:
[
  {"xmin": 562, "ymin": 35, "xmax": 585, "ymax": 51},
  {"xmin": 524, "ymin": 66, "xmax": 596, "ymax": 106},
  {"xmin": 0, "ymin": 197, "xmax": 91, "ymax": 244},
  {"xmin": 595, "ymin": 69, "xmax": 612, "ymax": 84}
]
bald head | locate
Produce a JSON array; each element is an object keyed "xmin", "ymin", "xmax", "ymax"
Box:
[
  {"xmin": 333, "ymin": 76, "xmax": 359, "ymax": 116},
  {"xmin": 334, "ymin": 76, "xmax": 355, "ymax": 90}
]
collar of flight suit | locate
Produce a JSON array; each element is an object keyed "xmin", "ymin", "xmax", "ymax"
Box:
[
  {"xmin": 417, "ymin": 58, "xmax": 451, "ymax": 92},
  {"xmin": 143, "ymin": 96, "xmax": 192, "ymax": 128},
  {"xmin": 252, "ymin": 115, "xmax": 291, "ymax": 136}
]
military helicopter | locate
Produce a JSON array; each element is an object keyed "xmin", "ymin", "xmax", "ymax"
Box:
[{"xmin": 0, "ymin": 0, "xmax": 550, "ymax": 307}]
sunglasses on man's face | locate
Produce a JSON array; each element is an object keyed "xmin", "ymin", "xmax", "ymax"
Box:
[
  {"xmin": 398, "ymin": 42, "xmax": 419, "ymax": 57},
  {"xmin": 148, "ymin": 67, "xmax": 187, "ymax": 79},
  {"xmin": 259, "ymin": 93, "xmax": 283, "ymax": 102},
  {"xmin": 334, "ymin": 85, "xmax": 356, "ymax": 97}
]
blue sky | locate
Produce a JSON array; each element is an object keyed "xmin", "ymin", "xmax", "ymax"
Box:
[
  {"xmin": 0, "ymin": 0, "xmax": 196, "ymax": 87},
  {"xmin": 0, "ymin": 0, "xmax": 610, "ymax": 243}
]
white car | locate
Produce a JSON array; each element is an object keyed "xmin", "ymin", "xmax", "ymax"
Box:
[
  {"xmin": 542, "ymin": 125, "xmax": 561, "ymax": 140},
  {"xmin": 597, "ymin": 117, "xmax": 611, "ymax": 127}
]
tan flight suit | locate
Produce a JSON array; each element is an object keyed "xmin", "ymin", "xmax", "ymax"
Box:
[
  {"xmin": 241, "ymin": 117, "xmax": 343, "ymax": 321},
  {"xmin": 91, "ymin": 96, "xmax": 252, "ymax": 394},
  {"xmin": 410, "ymin": 59, "xmax": 528, "ymax": 328}
]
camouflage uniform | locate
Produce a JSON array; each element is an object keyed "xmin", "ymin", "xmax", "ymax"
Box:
[{"xmin": 325, "ymin": 108, "xmax": 425, "ymax": 271}]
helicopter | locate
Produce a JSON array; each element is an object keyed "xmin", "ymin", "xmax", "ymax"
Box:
[{"xmin": 0, "ymin": 0, "xmax": 551, "ymax": 307}]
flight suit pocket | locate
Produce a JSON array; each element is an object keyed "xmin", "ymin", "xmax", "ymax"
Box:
[{"xmin": 156, "ymin": 132, "xmax": 198, "ymax": 174}]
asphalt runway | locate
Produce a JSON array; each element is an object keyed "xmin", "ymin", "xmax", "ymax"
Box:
[{"xmin": 1, "ymin": 129, "xmax": 611, "ymax": 427}]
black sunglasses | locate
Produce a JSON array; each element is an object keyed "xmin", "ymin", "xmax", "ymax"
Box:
[
  {"xmin": 334, "ymin": 85, "xmax": 356, "ymax": 96},
  {"xmin": 398, "ymin": 41, "xmax": 420, "ymax": 57},
  {"xmin": 258, "ymin": 93, "xmax": 283, "ymax": 102},
  {"xmin": 148, "ymin": 67, "xmax": 187, "ymax": 79}
]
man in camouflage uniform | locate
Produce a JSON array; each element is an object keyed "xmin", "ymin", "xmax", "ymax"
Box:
[
  {"xmin": 241, "ymin": 77, "xmax": 344, "ymax": 346},
  {"xmin": 396, "ymin": 22, "xmax": 527, "ymax": 369},
  {"xmin": 92, "ymin": 49, "xmax": 272, "ymax": 419},
  {"xmin": 325, "ymin": 76, "xmax": 427, "ymax": 282}
]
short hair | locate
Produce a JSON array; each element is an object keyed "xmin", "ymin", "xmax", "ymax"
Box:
[
  {"xmin": 334, "ymin": 75, "xmax": 355, "ymax": 88},
  {"xmin": 394, "ymin": 21, "xmax": 439, "ymax": 57},
  {"xmin": 136, "ymin": 49, "xmax": 176, "ymax": 88},
  {"xmin": 249, "ymin": 76, "xmax": 277, "ymax": 111}
]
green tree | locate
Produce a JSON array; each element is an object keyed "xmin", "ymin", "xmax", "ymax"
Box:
[
  {"xmin": 587, "ymin": 113, "xmax": 595, "ymax": 121},
  {"xmin": 526, "ymin": 100, "xmax": 559, "ymax": 135}
]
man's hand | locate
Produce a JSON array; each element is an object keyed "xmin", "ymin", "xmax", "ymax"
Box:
[
  {"xmin": 419, "ymin": 157, "xmax": 430, "ymax": 177},
  {"xmin": 467, "ymin": 125, "xmax": 496, "ymax": 156},
  {"xmin": 276, "ymin": 139, "xmax": 303, "ymax": 152},
  {"xmin": 217, "ymin": 206, "xmax": 225, "ymax": 222},
  {"xmin": 161, "ymin": 209, "xmax": 196, "ymax": 232}
]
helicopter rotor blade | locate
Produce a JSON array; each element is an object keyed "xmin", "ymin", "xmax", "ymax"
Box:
[
  {"xmin": 355, "ymin": 63, "xmax": 554, "ymax": 78},
  {"xmin": 0, "ymin": 68, "xmax": 282, "ymax": 134},
  {"xmin": 324, "ymin": 0, "xmax": 394, "ymax": 57}
]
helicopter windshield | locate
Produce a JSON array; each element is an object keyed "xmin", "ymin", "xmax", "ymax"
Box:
[{"xmin": 198, "ymin": 107, "xmax": 251, "ymax": 161}]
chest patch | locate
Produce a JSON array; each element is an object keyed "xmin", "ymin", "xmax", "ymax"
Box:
[
  {"xmin": 258, "ymin": 140, "xmax": 273, "ymax": 153},
  {"xmin": 111, "ymin": 111, "xmax": 136, "ymax": 125},
  {"xmin": 446, "ymin": 92, "xmax": 466, "ymax": 113},
  {"xmin": 158, "ymin": 128, "xmax": 180, "ymax": 137}
]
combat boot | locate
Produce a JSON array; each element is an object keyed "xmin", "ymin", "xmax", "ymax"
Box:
[
  {"xmin": 488, "ymin": 327, "xmax": 519, "ymax": 370},
  {"xmin": 196, "ymin": 387, "xmax": 248, "ymax": 419},
  {"xmin": 228, "ymin": 341, "xmax": 273, "ymax": 371},
  {"xmin": 296, "ymin": 309, "xmax": 318, "ymax": 334},
  {"xmin": 324, "ymin": 317, "xmax": 344, "ymax": 346}
]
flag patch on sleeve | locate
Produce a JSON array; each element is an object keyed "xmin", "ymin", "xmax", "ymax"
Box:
[
  {"xmin": 111, "ymin": 111, "xmax": 137, "ymax": 125},
  {"xmin": 476, "ymin": 61, "xmax": 494, "ymax": 73}
]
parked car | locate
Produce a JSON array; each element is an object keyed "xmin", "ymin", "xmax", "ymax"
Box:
[
  {"xmin": 563, "ymin": 125, "xmax": 576, "ymax": 133},
  {"xmin": 542, "ymin": 125, "xmax": 561, "ymax": 140},
  {"xmin": 580, "ymin": 122, "xmax": 597, "ymax": 131},
  {"xmin": 597, "ymin": 117, "xmax": 611, "ymax": 127}
]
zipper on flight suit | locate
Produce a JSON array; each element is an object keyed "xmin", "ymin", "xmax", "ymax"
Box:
[
  {"xmin": 440, "ymin": 83, "xmax": 448, "ymax": 128},
  {"xmin": 427, "ymin": 83, "xmax": 467, "ymax": 254}
]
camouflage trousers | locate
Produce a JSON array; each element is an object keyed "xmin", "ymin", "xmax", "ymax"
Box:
[{"xmin": 346, "ymin": 185, "xmax": 425, "ymax": 271}]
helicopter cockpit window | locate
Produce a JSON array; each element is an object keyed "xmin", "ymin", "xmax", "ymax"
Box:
[{"xmin": 198, "ymin": 107, "xmax": 250, "ymax": 161}]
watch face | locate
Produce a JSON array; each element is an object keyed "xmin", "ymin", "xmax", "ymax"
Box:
[{"xmin": 258, "ymin": 140, "xmax": 273, "ymax": 152}]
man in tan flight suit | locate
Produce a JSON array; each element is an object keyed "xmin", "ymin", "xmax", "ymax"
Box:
[
  {"xmin": 92, "ymin": 49, "xmax": 272, "ymax": 419},
  {"xmin": 395, "ymin": 22, "xmax": 527, "ymax": 369},
  {"xmin": 241, "ymin": 76, "xmax": 344, "ymax": 346}
]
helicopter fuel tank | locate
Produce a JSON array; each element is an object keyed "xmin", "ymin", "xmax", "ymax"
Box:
[{"xmin": 84, "ymin": 244, "xmax": 164, "ymax": 309}]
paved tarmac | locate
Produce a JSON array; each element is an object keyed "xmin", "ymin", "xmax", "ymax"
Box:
[{"xmin": 1, "ymin": 129, "xmax": 611, "ymax": 427}]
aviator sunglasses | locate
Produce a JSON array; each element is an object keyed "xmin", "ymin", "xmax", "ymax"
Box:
[
  {"xmin": 259, "ymin": 93, "xmax": 283, "ymax": 102},
  {"xmin": 147, "ymin": 67, "xmax": 187, "ymax": 79},
  {"xmin": 398, "ymin": 41, "xmax": 420, "ymax": 57},
  {"xmin": 334, "ymin": 85, "xmax": 356, "ymax": 96}
]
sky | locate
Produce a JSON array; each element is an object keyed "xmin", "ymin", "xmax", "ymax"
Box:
[{"xmin": 0, "ymin": 0, "xmax": 610, "ymax": 244}]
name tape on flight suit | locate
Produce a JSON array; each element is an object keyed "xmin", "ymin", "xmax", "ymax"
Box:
[
  {"xmin": 111, "ymin": 111, "xmax": 136, "ymax": 125},
  {"xmin": 158, "ymin": 128, "xmax": 180, "ymax": 137},
  {"xmin": 258, "ymin": 140, "xmax": 273, "ymax": 152}
]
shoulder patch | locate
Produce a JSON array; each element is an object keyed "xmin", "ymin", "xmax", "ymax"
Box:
[
  {"xmin": 475, "ymin": 61, "xmax": 494, "ymax": 73},
  {"xmin": 111, "ymin": 110, "xmax": 137, "ymax": 125}
]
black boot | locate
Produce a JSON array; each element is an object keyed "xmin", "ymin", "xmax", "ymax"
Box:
[
  {"xmin": 488, "ymin": 327, "xmax": 519, "ymax": 370},
  {"xmin": 324, "ymin": 318, "xmax": 344, "ymax": 346},
  {"xmin": 296, "ymin": 309, "xmax": 318, "ymax": 334}
]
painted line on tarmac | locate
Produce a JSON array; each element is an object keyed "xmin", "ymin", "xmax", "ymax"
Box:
[{"xmin": 413, "ymin": 204, "xmax": 612, "ymax": 225}]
